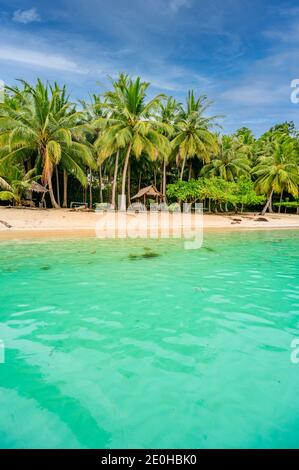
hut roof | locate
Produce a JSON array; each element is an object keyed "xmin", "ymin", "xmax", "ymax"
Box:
[
  {"xmin": 30, "ymin": 181, "xmax": 48, "ymax": 193},
  {"xmin": 131, "ymin": 185, "xmax": 163, "ymax": 200}
]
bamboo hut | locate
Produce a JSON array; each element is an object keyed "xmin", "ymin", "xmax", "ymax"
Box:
[
  {"xmin": 27, "ymin": 182, "xmax": 48, "ymax": 207},
  {"xmin": 131, "ymin": 185, "xmax": 163, "ymax": 206},
  {"xmin": 30, "ymin": 182, "xmax": 48, "ymax": 194}
]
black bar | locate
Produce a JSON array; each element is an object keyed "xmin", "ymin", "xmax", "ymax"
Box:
[{"xmin": 0, "ymin": 449, "xmax": 298, "ymax": 466}]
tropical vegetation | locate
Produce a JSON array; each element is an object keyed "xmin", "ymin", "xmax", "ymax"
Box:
[{"xmin": 1, "ymin": 75, "xmax": 299, "ymax": 214}]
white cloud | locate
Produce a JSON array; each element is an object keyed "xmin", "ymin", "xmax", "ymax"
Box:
[
  {"xmin": 12, "ymin": 8, "xmax": 41, "ymax": 24},
  {"xmin": 221, "ymin": 83, "xmax": 287, "ymax": 106},
  {"xmin": 0, "ymin": 46, "xmax": 87, "ymax": 74},
  {"xmin": 169, "ymin": 0, "xmax": 191, "ymax": 13}
]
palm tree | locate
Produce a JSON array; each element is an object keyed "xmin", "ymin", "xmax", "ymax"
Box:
[
  {"xmin": 159, "ymin": 97, "xmax": 181, "ymax": 199},
  {"xmin": 0, "ymin": 166, "xmax": 36, "ymax": 204},
  {"xmin": 172, "ymin": 90, "xmax": 219, "ymax": 180},
  {"xmin": 201, "ymin": 135, "xmax": 250, "ymax": 181},
  {"xmin": 0, "ymin": 79, "xmax": 94, "ymax": 208},
  {"xmin": 253, "ymin": 134, "xmax": 299, "ymax": 215},
  {"xmin": 90, "ymin": 79, "xmax": 125, "ymax": 208},
  {"xmin": 0, "ymin": 175, "xmax": 11, "ymax": 191},
  {"xmin": 94, "ymin": 75, "xmax": 168, "ymax": 209}
]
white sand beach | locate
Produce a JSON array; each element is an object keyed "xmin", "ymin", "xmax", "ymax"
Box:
[{"xmin": 0, "ymin": 207, "xmax": 299, "ymax": 240}]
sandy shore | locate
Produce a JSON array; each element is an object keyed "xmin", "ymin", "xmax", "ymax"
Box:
[{"xmin": 0, "ymin": 207, "xmax": 299, "ymax": 240}]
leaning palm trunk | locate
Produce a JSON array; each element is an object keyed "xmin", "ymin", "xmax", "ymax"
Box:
[
  {"xmin": 55, "ymin": 166, "xmax": 61, "ymax": 207},
  {"xmin": 180, "ymin": 156, "xmax": 187, "ymax": 180},
  {"xmin": 261, "ymin": 189, "xmax": 274, "ymax": 215},
  {"xmin": 162, "ymin": 159, "xmax": 167, "ymax": 201},
  {"xmin": 63, "ymin": 170, "xmax": 68, "ymax": 208},
  {"xmin": 0, "ymin": 177, "xmax": 12, "ymax": 192},
  {"xmin": 89, "ymin": 168, "xmax": 93, "ymax": 209},
  {"xmin": 188, "ymin": 163, "xmax": 192, "ymax": 181},
  {"xmin": 120, "ymin": 144, "xmax": 132, "ymax": 210},
  {"xmin": 42, "ymin": 147, "xmax": 59, "ymax": 209},
  {"xmin": 127, "ymin": 162, "xmax": 131, "ymax": 202},
  {"xmin": 111, "ymin": 151, "xmax": 119, "ymax": 208},
  {"xmin": 48, "ymin": 173, "xmax": 60, "ymax": 209},
  {"xmin": 98, "ymin": 166, "xmax": 103, "ymax": 204},
  {"xmin": 278, "ymin": 190, "xmax": 283, "ymax": 213}
]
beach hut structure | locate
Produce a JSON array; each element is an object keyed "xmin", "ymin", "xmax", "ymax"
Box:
[
  {"xmin": 30, "ymin": 182, "xmax": 49, "ymax": 194},
  {"xmin": 131, "ymin": 185, "xmax": 163, "ymax": 206},
  {"xmin": 27, "ymin": 182, "xmax": 48, "ymax": 207}
]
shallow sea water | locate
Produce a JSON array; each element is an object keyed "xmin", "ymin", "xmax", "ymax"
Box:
[{"xmin": 0, "ymin": 230, "xmax": 299, "ymax": 448}]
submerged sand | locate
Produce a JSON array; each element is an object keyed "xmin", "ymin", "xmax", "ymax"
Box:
[{"xmin": 0, "ymin": 207, "xmax": 299, "ymax": 240}]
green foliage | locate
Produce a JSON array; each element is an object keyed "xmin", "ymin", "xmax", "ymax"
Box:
[
  {"xmin": 167, "ymin": 177, "xmax": 265, "ymax": 210},
  {"xmin": 274, "ymin": 201, "xmax": 298, "ymax": 209},
  {"xmin": 0, "ymin": 79, "xmax": 94, "ymax": 207},
  {"xmin": 0, "ymin": 75, "xmax": 298, "ymax": 211},
  {"xmin": 201, "ymin": 135, "xmax": 250, "ymax": 181},
  {"xmin": 253, "ymin": 133, "xmax": 299, "ymax": 197}
]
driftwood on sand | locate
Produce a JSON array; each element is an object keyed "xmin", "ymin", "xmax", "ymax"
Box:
[{"xmin": 0, "ymin": 220, "xmax": 12, "ymax": 228}]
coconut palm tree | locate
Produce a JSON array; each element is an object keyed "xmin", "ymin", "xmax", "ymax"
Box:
[
  {"xmin": 94, "ymin": 75, "xmax": 169, "ymax": 209},
  {"xmin": 201, "ymin": 135, "xmax": 250, "ymax": 181},
  {"xmin": 172, "ymin": 90, "xmax": 219, "ymax": 180},
  {"xmin": 0, "ymin": 166, "xmax": 36, "ymax": 204},
  {"xmin": 0, "ymin": 79, "xmax": 94, "ymax": 208},
  {"xmin": 158, "ymin": 97, "xmax": 181, "ymax": 199},
  {"xmin": 253, "ymin": 134, "xmax": 299, "ymax": 215},
  {"xmin": 90, "ymin": 78, "xmax": 126, "ymax": 208},
  {"xmin": 0, "ymin": 175, "xmax": 11, "ymax": 191}
]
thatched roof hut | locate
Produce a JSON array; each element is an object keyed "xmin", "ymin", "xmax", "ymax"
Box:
[
  {"xmin": 29, "ymin": 182, "xmax": 48, "ymax": 193},
  {"xmin": 131, "ymin": 185, "xmax": 163, "ymax": 201}
]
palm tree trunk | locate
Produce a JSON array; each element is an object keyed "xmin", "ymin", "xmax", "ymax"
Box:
[
  {"xmin": 261, "ymin": 189, "xmax": 274, "ymax": 215},
  {"xmin": 154, "ymin": 169, "xmax": 157, "ymax": 188},
  {"xmin": 120, "ymin": 144, "xmax": 132, "ymax": 210},
  {"xmin": 127, "ymin": 161, "xmax": 131, "ymax": 202},
  {"xmin": 99, "ymin": 166, "xmax": 103, "ymax": 203},
  {"xmin": 162, "ymin": 159, "xmax": 167, "ymax": 201},
  {"xmin": 188, "ymin": 163, "xmax": 192, "ymax": 181},
  {"xmin": 89, "ymin": 168, "xmax": 93, "ymax": 209},
  {"xmin": 138, "ymin": 172, "xmax": 142, "ymax": 192},
  {"xmin": 111, "ymin": 151, "xmax": 119, "ymax": 208},
  {"xmin": 278, "ymin": 190, "xmax": 283, "ymax": 213},
  {"xmin": 48, "ymin": 174, "xmax": 60, "ymax": 209},
  {"xmin": 41, "ymin": 191, "xmax": 46, "ymax": 208},
  {"xmin": 63, "ymin": 170, "xmax": 68, "ymax": 208},
  {"xmin": 55, "ymin": 166, "xmax": 61, "ymax": 207},
  {"xmin": 180, "ymin": 156, "xmax": 187, "ymax": 180}
]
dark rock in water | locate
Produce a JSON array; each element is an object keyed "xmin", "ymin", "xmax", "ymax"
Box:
[
  {"xmin": 142, "ymin": 251, "xmax": 159, "ymax": 258},
  {"xmin": 128, "ymin": 254, "xmax": 139, "ymax": 260},
  {"xmin": 128, "ymin": 250, "xmax": 160, "ymax": 260},
  {"xmin": 203, "ymin": 246, "xmax": 216, "ymax": 252},
  {"xmin": 41, "ymin": 265, "xmax": 50, "ymax": 270},
  {"xmin": 3, "ymin": 267, "xmax": 17, "ymax": 273},
  {"xmin": 256, "ymin": 217, "xmax": 269, "ymax": 222},
  {"xmin": 231, "ymin": 220, "xmax": 241, "ymax": 224}
]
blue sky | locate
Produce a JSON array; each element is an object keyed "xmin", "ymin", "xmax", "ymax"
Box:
[{"xmin": 0, "ymin": 0, "xmax": 299, "ymax": 135}]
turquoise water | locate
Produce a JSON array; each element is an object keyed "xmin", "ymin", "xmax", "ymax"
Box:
[{"xmin": 0, "ymin": 230, "xmax": 299, "ymax": 449}]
